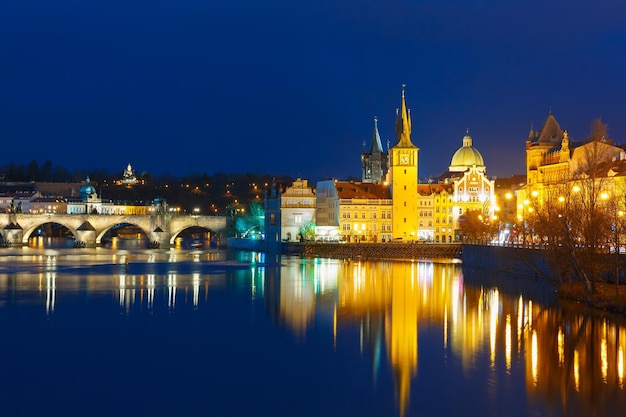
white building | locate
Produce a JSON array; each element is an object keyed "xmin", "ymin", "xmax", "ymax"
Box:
[{"xmin": 280, "ymin": 178, "xmax": 316, "ymax": 241}]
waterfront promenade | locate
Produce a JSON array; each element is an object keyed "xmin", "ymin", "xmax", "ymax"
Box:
[{"xmin": 282, "ymin": 242, "xmax": 462, "ymax": 260}]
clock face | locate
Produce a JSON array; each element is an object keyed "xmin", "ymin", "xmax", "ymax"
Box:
[{"xmin": 400, "ymin": 155, "xmax": 409, "ymax": 165}]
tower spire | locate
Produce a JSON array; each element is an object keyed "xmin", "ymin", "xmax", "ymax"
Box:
[
  {"xmin": 394, "ymin": 84, "xmax": 416, "ymax": 148},
  {"xmin": 370, "ymin": 116, "xmax": 383, "ymax": 153}
]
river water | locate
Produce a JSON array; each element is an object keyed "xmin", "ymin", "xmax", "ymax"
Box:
[{"xmin": 1, "ymin": 242, "xmax": 625, "ymax": 417}]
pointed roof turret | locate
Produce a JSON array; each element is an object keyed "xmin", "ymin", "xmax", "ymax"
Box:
[
  {"xmin": 527, "ymin": 122, "xmax": 535, "ymax": 141},
  {"xmin": 536, "ymin": 111, "xmax": 564, "ymax": 144},
  {"xmin": 393, "ymin": 85, "xmax": 416, "ymax": 148},
  {"xmin": 369, "ymin": 116, "xmax": 384, "ymax": 154}
]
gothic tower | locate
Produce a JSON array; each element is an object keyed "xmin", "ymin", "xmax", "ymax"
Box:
[
  {"xmin": 361, "ymin": 116, "xmax": 389, "ymax": 183},
  {"xmin": 389, "ymin": 86, "xmax": 419, "ymax": 240}
]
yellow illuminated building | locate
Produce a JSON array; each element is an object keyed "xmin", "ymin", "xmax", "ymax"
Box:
[
  {"xmin": 315, "ymin": 180, "xmax": 392, "ymax": 242},
  {"xmin": 520, "ymin": 111, "xmax": 626, "ymax": 226},
  {"xmin": 416, "ymin": 183, "xmax": 456, "ymax": 243},
  {"xmin": 389, "ymin": 86, "xmax": 420, "ymax": 240}
]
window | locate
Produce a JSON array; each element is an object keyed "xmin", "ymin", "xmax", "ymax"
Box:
[
  {"xmin": 372, "ymin": 212, "xmax": 377, "ymax": 219},
  {"xmin": 362, "ymin": 212, "xmax": 366, "ymax": 219},
  {"xmin": 270, "ymin": 213, "xmax": 276, "ymax": 225},
  {"xmin": 294, "ymin": 214, "xmax": 302, "ymax": 224}
]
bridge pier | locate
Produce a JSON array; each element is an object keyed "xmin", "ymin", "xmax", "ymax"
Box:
[
  {"xmin": 74, "ymin": 230, "xmax": 97, "ymax": 248},
  {"xmin": 1, "ymin": 229, "xmax": 23, "ymax": 247},
  {"xmin": 149, "ymin": 230, "xmax": 171, "ymax": 249}
]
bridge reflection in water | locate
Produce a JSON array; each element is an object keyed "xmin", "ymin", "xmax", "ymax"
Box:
[{"xmin": 0, "ymin": 252, "xmax": 625, "ymax": 416}]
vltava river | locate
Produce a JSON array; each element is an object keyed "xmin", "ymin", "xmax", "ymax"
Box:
[{"xmin": 0, "ymin": 246, "xmax": 625, "ymax": 417}]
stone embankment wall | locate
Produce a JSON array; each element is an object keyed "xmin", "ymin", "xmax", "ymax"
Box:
[
  {"xmin": 461, "ymin": 244, "xmax": 555, "ymax": 278},
  {"xmin": 283, "ymin": 242, "xmax": 462, "ymax": 260}
]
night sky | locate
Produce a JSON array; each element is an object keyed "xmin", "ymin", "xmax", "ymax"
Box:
[{"xmin": 2, "ymin": 0, "xmax": 626, "ymax": 182}]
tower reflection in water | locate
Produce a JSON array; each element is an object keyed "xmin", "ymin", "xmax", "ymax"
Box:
[
  {"xmin": 2, "ymin": 254, "xmax": 626, "ymax": 416},
  {"xmin": 275, "ymin": 259, "xmax": 626, "ymax": 417}
]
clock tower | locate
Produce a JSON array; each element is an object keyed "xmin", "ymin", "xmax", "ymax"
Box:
[{"xmin": 389, "ymin": 86, "xmax": 419, "ymax": 240}]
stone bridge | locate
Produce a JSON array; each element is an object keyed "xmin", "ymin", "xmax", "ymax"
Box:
[{"xmin": 0, "ymin": 213, "xmax": 227, "ymax": 248}]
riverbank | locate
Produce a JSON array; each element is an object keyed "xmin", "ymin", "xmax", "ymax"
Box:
[
  {"xmin": 462, "ymin": 245, "xmax": 626, "ymax": 315},
  {"xmin": 283, "ymin": 241, "xmax": 462, "ymax": 260},
  {"xmin": 558, "ymin": 282, "xmax": 626, "ymax": 314}
]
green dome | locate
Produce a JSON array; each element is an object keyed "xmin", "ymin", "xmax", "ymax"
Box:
[
  {"xmin": 449, "ymin": 133, "xmax": 485, "ymax": 172},
  {"xmin": 80, "ymin": 177, "xmax": 97, "ymax": 200}
]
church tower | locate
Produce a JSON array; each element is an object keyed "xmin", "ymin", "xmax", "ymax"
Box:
[
  {"xmin": 361, "ymin": 116, "xmax": 389, "ymax": 183},
  {"xmin": 389, "ymin": 86, "xmax": 419, "ymax": 240}
]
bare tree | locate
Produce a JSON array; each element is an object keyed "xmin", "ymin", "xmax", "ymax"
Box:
[{"xmin": 525, "ymin": 118, "xmax": 620, "ymax": 300}]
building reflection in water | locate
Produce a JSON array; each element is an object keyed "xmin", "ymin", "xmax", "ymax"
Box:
[
  {"xmin": 272, "ymin": 258, "xmax": 626, "ymax": 417},
  {"xmin": 2, "ymin": 254, "xmax": 626, "ymax": 416}
]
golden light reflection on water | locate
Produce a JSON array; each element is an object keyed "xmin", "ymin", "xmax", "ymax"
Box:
[
  {"xmin": 3, "ymin": 253, "xmax": 626, "ymax": 416},
  {"xmin": 274, "ymin": 259, "xmax": 626, "ymax": 417}
]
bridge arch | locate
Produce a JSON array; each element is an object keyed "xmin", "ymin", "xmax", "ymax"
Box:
[
  {"xmin": 169, "ymin": 225, "xmax": 217, "ymax": 245},
  {"xmin": 96, "ymin": 222, "xmax": 151, "ymax": 245},
  {"xmin": 22, "ymin": 221, "xmax": 79, "ymax": 244}
]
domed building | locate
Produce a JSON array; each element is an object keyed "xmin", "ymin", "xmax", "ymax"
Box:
[
  {"xmin": 425, "ymin": 131, "xmax": 495, "ymax": 243},
  {"xmin": 68, "ymin": 177, "xmax": 103, "ymax": 214},
  {"xmin": 449, "ymin": 130, "xmax": 486, "ymax": 173},
  {"xmin": 79, "ymin": 177, "xmax": 97, "ymax": 201}
]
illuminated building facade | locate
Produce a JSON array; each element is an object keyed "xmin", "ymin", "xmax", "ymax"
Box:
[
  {"xmin": 416, "ymin": 183, "xmax": 455, "ymax": 243},
  {"xmin": 27, "ymin": 197, "xmax": 67, "ymax": 214},
  {"xmin": 521, "ymin": 111, "xmax": 626, "ymax": 222},
  {"xmin": 280, "ymin": 178, "xmax": 316, "ymax": 242},
  {"xmin": 435, "ymin": 131, "xmax": 496, "ymax": 241},
  {"xmin": 315, "ymin": 180, "xmax": 392, "ymax": 242}
]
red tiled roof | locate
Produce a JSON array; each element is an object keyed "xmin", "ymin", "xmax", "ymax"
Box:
[
  {"xmin": 335, "ymin": 181, "xmax": 390, "ymax": 199},
  {"xmin": 417, "ymin": 184, "xmax": 453, "ymax": 195}
]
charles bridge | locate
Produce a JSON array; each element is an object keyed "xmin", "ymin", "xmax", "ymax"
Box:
[{"xmin": 0, "ymin": 213, "xmax": 227, "ymax": 248}]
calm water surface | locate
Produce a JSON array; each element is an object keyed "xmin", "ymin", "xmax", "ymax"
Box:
[{"xmin": 1, "ymin": 244, "xmax": 625, "ymax": 417}]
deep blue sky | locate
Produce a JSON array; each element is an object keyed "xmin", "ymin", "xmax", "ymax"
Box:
[{"xmin": 2, "ymin": 0, "xmax": 626, "ymax": 182}]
